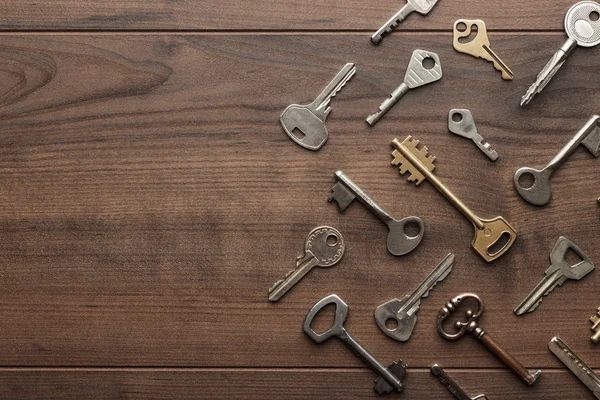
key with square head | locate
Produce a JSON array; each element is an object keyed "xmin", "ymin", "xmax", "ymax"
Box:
[
  {"xmin": 391, "ymin": 136, "xmax": 517, "ymax": 262},
  {"xmin": 521, "ymin": 1, "xmax": 600, "ymax": 106},
  {"xmin": 366, "ymin": 50, "xmax": 442, "ymax": 126},
  {"xmin": 304, "ymin": 294, "xmax": 407, "ymax": 394},
  {"xmin": 281, "ymin": 63, "xmax": 356, "ymax": 151},
  {"xmin": 448, "ymin": 109, "xmax": 499, "ymax": 161},
  {"xmin": 431, "ymin": 364, "xmax": 488, "ymax": 400},
  {"xmin": 329, "ymin": 171, "xmax": 424, "ymax": 256},
  {"xmin": 268, "ymin": 227, "xmax": 345, "ymax": 302},
  {"xmin": 371, "ymin": 0, "xmax": 440, "ymax": 45},
  {"xmin": 439, "ymin": 293, "xmax": 542, "ymax": 385},
  {"xmin": 549, "ymin": 337, "xmax": 600, "ymax": 399},
  {"xmin": 514, "ymin": 236, "xmax": 595, "ymax": 315},
  {"xmin": 375, "ymin": 253, "xmax": 454, "ymax": 342},
  {"xmin": 591, "ymin": 308, "xmax": 600, "ymax": 343},
  {"xmin": 453, "ymin": 19, "xmax": 514, "ymax": 81}
]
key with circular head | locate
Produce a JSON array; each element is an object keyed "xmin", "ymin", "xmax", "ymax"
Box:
[
  {"xmin": 448, "ymin": 109, "xmax": 499, "ymax": 161},
  {"xmin": 521, "ymin": 1, "xmax": 600, "ymax": 106},
  {"xmin": 371, "ymin": 0, "xmax": 440, "ymax": 45}
]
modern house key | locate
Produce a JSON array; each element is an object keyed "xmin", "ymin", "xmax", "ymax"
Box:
[
  {"xmin": 549, "ymin": 337, "xmax": 600, "ymax": 399},
  {"xmin": 371, "ymin": 0, "xmax": 440, "ymax": 45}
]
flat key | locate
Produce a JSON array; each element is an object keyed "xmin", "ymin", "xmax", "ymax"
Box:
[
  {"xmin": 431, "ymin": 364, "xmax": 488, "ymax": 400},
  {"xmin": 366, "ymin": 50, "xmax": 442, "ymax": 126},
  {"xmin": 304, "ymin": 294, "xmax": 407, "ymax": 394},
  {"xmin": 391, "ymin": 136, "xmax": 517, "ymax": 262},
  {"xmin": 591, "ymin": 307, "xmax": 600, "ymax": 343},
  {"xmin": 329, "ymin": 171, "xmax": 424, "ymax": 256},
  {"xmin": 438, "ymin": 293, "xmax": 542, "ymax": 385},
  {"xmin": 453, "ymin": 19, "xmax": 514, "ymax": 80},
  {"xmin": 521, "ymin": 1, "xmax": 600, "ymax": 106},
  {"xmin": 371, "ymin": 0, "xmax": 439, "ymax": 45},
  {"xmin": 549, "ymin": 337, "xmax": 600, "ymax": 399},
  {"xmin": 514, "ymin": 115, "xmax": 600, "ymax": 206},
  {"xmin": 268, "ymin": 227, "xmax": 345, "ymax": 302},
  {"xmin": 448, "ymin": 109, "xmax": 499, "ymax": 161},
  {"xmin": 514, "ymin": 236, "xmax": 595, "ymax": 315},
  {"xmin": 375, "ymin": 253, "xmax": 454, "ymax": 342},
  {"xmin": 281, "ymin": 63, "xmax": 356, "ymax": 151}
]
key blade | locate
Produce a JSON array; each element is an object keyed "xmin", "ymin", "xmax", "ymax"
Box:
[
  {"xmin": 391, "ymin": 136, "xmax": 436, "ymax": 186},
  {"xmin": 410, "ymin": 253, "xmax": 454, "ymax": 303},
  {"xmin": 311, "ymin": 63, "xmax": 356, "ymax": 114},
  {"xmin": 482, "ymin": 45, "xmax": 514, "ymax": 80},
  {"xmin": 374, "ymin": 360, "xmax": 407, "ymax": 394},
  {"xmin": 268, "ymin": 252, "xmax": 318, "ymax": 301},
  {"xmin": 328, "ymin": 181, "xmax": 356, "ymax": 212},
  {"xmin": 431, "ymin": 364, "xmax": 483, "ymax": 400},
  {"xmin": 549, "ymin": 337, "xmax": 600, "ymax": 399},
  {"xmin": 474, "ymin": 139, "xmax": 499, "ymax": 161},
  {"xmin": 514, "ymin": 271, "xmax": 561, "ymax": 315},
  {"xmin": 371, "ymin": 3, "xmax": 416, "ymax": 45},
  {"xmin": 404, "ymin": 49, "xmax": 443, "ymax": 89}
]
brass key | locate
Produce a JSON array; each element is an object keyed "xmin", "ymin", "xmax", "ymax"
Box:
[{"xmin": 391, "ymin": 136, "xmax": 517, "ymax": 262}]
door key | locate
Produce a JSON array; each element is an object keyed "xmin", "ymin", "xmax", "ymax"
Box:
[
  {"xmin": 371, "ymin": 0, "xmax": 440, "ymax": 45},
  {"xmin": 591, "ymin": 308, "xmax": 600, "ymax": 343},
  {"xmin": 448, "ymin": 109, "xmax": 499, "ymax": 161},
  {"xmin": 431, "ymin": 364, "xmax": 488, "ymax": 400},
  {"xmin": 549, "ymin": 337, "xmax": 600, "ymax": 399}
]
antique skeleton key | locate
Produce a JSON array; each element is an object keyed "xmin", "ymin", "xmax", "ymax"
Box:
[{"xmin": 431, "ymin": 364, "xmax": 488, "ymax": 400}]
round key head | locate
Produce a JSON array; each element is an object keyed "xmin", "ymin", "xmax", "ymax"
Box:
[
  {"xmin": 565, "ymin": 1, "xmax": 600, "ymax": 47},
  {"xmin": 438, "ymin": 293, "xmax": 485, "ymax": 341},
  {"xmin": 514, "ymin": 167, "xmax": 553, "ymax": 206},
  {"xmin": 387, "ymin": 216, "xmax": 424, "ymax": 256},
  {"xmin": 304, "ymin": 226, "xmax": 345, "ymax": 268},
  {"xmin": 374, "ymin": 296, "xmax": 417, "ymax": 342}
]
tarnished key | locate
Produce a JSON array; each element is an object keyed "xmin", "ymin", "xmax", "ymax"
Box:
[
  {"xmin": 549, "ymin": 337, "xmax": 600, "ymax": 399},
  {"xmin": 304, "ymin": 294, "xmax": 407, "ymax": 394},
  {"xmin": 448, "ymin": 109, "xmax": 499, "ymax": 161},
  {"xmin": 281, "ymin": 63, "xmax": 356, "ymax": 151},
  {"xmin": 514, "ymin": 236, "xmax": 595, "ymax": 315},
  {"xmin": 329, "ymin": 171, "xmax": 424, "ymax": 256},
  {"xmin": 453, "ymin": 19, "xmax": 514, "ymax": 80},
  {"xmin": 268, "ymin": 227, "xmax": 345, "ymax": 302},
  {"xmin": 366, "ymin": 50, "xmax": 442, "ymax": 126},
  {"xmin": 591, "ymin": 308, "xmax": 600, "ymax": 343},
  {"xmin": 391, "ymin": 136, "xmax": 517, "ymax": 262},
  {"xmin": 431, "ymin": 364, "xmax": 488, "ymax": 400},
  {"xmin": 375, "ymin": 253, "xmax": 454, "ymax": 342},
  {"xmin": 439, "ymin": 293, "xmax": 542, "ymax": 385},
  {"xmin": 371, "ymin": 0, "xmax": 440, "ymax": 45},
  {"xmin": 522, "ymin": 1, "xmax": 600, "ymax": 106}
]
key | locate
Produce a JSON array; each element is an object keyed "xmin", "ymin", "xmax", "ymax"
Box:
[
  {"xmin": 391, "ymin": 136, "xmax": 517, "ymax": 262},
  {"xmin": 366, "ymin": 50, "xmax": 442, "ymax": 126},
  {"xmin": 514, "ymin": 236, "xmax": 595, "ymax": 315},
  {"xmin": 329, "ymin": 171, "xmax": 424, "ymax": 256},
  {"xmin": 521, "ymin": 1, "xmax": 600, "ymax": 106},
  {"xmin": 549, "ymin": 337, "xmax": 600, "ymax": 399},
  {"xmin": 431, "ymin": 364, "xmax": 488, "ymax": 400},
  {"xmin": 280, "ymin": 63, "xmax": 356, "ymax": 151},
  {"xmin": 268, "ymin": 227, "xmax": 345, "ymax": 302},
  {"xmin": 438, "ymin": 293, "xmax": 542, "ymax": 385},
  {"xmin": 371, "ymin": 0, "xmax": 440, "ymax": 45},
  {"xmin": 375, "ymin": 253, "xmax": 454, "ymax": 342},
  {"xmin": 304, "ymin": 294, "xmax": 407, "ymax": 394},
  {"xmin": 453, "ymin": 19, "xmax": 514, "ymax": 81},
  {"xmin": 514, "ymin": 115, "xmax": 600, "ymax": 206},
  {"xmin": 591, "ymin": 308, "xmax": 600, "ymax": 343},
  {"xmin": 448, "ymin": 109, "xmax": 499, "ymax": 161}
]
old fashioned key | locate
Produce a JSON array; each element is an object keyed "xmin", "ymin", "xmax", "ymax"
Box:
[
  {"xmin": 448, "ymin": 109, "xmax": 499, "ymax": 161},
  {"xmin": 304, "ymin": 294, "xmax": 407, "ymax": 394},
  {"xmin": 438, "ymin": 293, "xmax": 542, "ymax": 385},
  {"xmin": 453, "ymin": 19, "xmax": 514, "ymax": 80},
  {"xmin": 371, "ymin": 0, "xmax": 440, "ymax": 45},
  {"xmin": 549, "ymin": 337, "xmax": 600, "ymax": 399},
  {"xmin": 431, "ymin": 364, "xmax": 488, "ymax": 400},
  {"xmin": 268, "ymin": 227, "xmax": 345, "ymax": 302},
  {"xmin": 391, "ymin": 136, "xmax": 517, "ymax": 262}
]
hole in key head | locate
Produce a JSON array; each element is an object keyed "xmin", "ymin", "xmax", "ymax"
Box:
[
  {"xmin": 456, "ymin": 22, "xmax": 467, "ymax": 32},
  {"xmin": 565, "ymin": 248, "xmax": 584, "ymax": 266},
  {"xmin": 422, "ymin": 57, "xmax": 435, "ymax": 70},
  {"xmin": 590, "ymin": 11, "xmax": 599, "ymax": 21},
  {"xmin": 292, "ymin": 128, "xmax": 306, "ymax": 140},
  {"xmin": 518, "ymin": 172, "xmax": 536, "ymax": 189},
  {"xmin": 309, "ymin": 303, "xmax": 337, "ymax": 335},
  {"xmin": 385, "ymin": 318, "xmax": 399, "ymax": 331},
  {"xmin": 326, "ymin": 234, "xmax": 338, "ymax": 247},
  {"xmin": 452, "ymin": 112, "xmax": 463, "ymax": 123},
  {"xmin": 403, "ymin": 221, "xmax": 422, "ymax": 238},
  {"xmin": 487, "ymin": 232, "xmax": 511, "ymax": 257},
  {"xmin": 458, "ymin": 24, "xmax": 479, "ymax": 44}
]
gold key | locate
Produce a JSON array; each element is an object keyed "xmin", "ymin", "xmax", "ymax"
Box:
[
  {"xmin": 453, "ymin": 19, "xmax": 514, "ymax": 81},
  {"xmin": 591, "ymin": 307, "xmax": 600, "ymax": 344},
  {"xmin": 391, "ymin": 136, "xmax": 517, "ymax": 262}
]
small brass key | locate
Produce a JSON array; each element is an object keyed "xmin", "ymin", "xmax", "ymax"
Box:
[{"xmin": 391, "ymin": 136, "xmax": 517, "ymax": 262}]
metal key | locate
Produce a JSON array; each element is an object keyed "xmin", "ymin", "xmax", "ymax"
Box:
[
  {"xmin": 549, "ymin": 337, "xmax": 600, "ymax": 399},
  {"xmin": 304, "ymin": 294, "xmax": 407, "ymax": 394},
  {"xmin": 391, "ymin": 136, "xmax": 517, "ymax": 262},
  {"xmin": 439, "ymin": 293, "xmax": 542, "ymax": 385},
  {"xmin": 521, "ymin": 1, "xmax": 600, "ymax": 106},
  {"xmin": 375, "ymin": 253, "xmax": 454, "ymax": 342},
  {"xmin": 514, "ymin": 115, "xmax": 600, "ymax": 206},
  {"xmin": 366, "ymin": 50, "xmax": 442, "ymax": 126},
  {"xmin": 268, "ymin": 227, "xmax": 345, "ymax": 302},
  {"xmin": 514, "ymin": 236, "xmax": 595, "ymax": 315},
  {"xmin": 281, "ymin": 63, "xmax": 356, "ymax": 151},
  {"xmin": 448, "ymin": 109, "xmax": 499, "ymax": 161},
  {"xmin": 431, "ymin": 364, "xmax": 488, "ymax": 400},
  {"xmin": 329, "ymin": 171, "xmax": 424, "ymax": 256},
  {"xmin": 371, "ymin": 0, "xmax": 440, "ymax": 45},
  {"xmin": 591, "ymin": 308, "xmax": 600, "ymax": 343},
  {"xmin": 453, "ymin": 19, "xmax": 514, "ymax": 80}
]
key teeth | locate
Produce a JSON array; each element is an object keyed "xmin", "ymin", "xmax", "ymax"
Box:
[{"xmin": 373, "ymin": 360, "xmax": 407, "ymax": 394}]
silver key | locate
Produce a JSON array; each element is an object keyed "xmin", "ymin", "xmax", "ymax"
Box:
[
  {"xmin": 329, "ymin": 171, "xmax": 424, "ymax": 256},
  {"xmin": 521, "ymin": 1, "xmax": 600, "ymax": 106},
  {"xmin": 549, "ymin": 337, "xmax": 600, "ymax": 399},
  {"xmin": 304, "ymin": 294, "xmax": 407, "ymax": 394},
  {"xmin": 431, "ymin": 364, "xmax": 488, "ymax": 400},
  {"xmin": 371, "ymin": 0, "xmax": 440, "ymax": 45},
  {"xmin": 268, "ymin": 227, "xmax": 345, "ymax": 302},
  {"xmin": 448, "ymin": 109, "xmax": 499, "ymax": 161},
  {"xmin": 281, "ymin": 63, "xmax": 356, "ymax": 150},
  {"xmin": 366, "ymin": 50, "xmax": 442, "ymax": 126},
  {"xmin": 375, "ymin": 253, "xmax": 454, "ymax": 342},
  {"xmin": 514, "ymin": 236, "xmax": 595, "ymax": 316}
]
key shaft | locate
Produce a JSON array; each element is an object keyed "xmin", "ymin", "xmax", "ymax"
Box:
[
  {"xmin": 371, "ymin": 4, "xmax": 415, "ymax": 44},
  {"xmin": 591, "ymin": 308, "xmax": 600, "ymax": 343},
  {"xmin": 549, "ymin": 337, "xmax": 600, "ymax": 399},
  {"xmin": 367, "ymin": 83, "xmax": 409, "ymax": 126},
  {"xmin": 310, "ymin": 63, "xmax": 357, "ymax": 115},
  {"xmin": 431, "ymin": 364, "xmax": 488, "ymax": 400},
  {"xmin": 269, "ymin": 253, "xmax": 319, "ymax": 302}
]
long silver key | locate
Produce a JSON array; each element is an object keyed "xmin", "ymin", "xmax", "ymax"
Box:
[
  {"xmin": 281, "ymin": 63, "xmax": 356, "ymax": 150},
  {"xmin": 329, "ymin": 171, "xmax": 424, "ymax": 256},
  {"xmin": 448, "ymin": 109, "xmax": 499, "ymax": 161},
  {"xmin": 375, "ymin": 253, "xmax": 454, "ymax": 342},
  {"xmin": 521, "ymin": 1, "xmax": 600, "ymax": 106},
  {"xmin": 304, "ymin": 294, "xmax": 407, "ymax": 394},
  {"xmin": 366, "ymin": 50, "xmax": 442, "ymax": 126},
  {"xmin": 431, "ymin": 364, "xmax": 488, "ymax": 400},
  {"xmin": 514, "ymin": 236, "xmax": 595, "ymax": 315},
  {"xmin": 549, "ymin": 337, "xmax": 600, "ymax": 399},
  {"xmin": 268, "ymin": 227, "xmax": 345, "ymax": 302},
  {"xmin": 371, "ymin": 0, "xmax": 440, "ymax": 45}
]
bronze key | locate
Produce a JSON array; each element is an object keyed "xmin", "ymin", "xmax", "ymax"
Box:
[{"xmin": 438, "ymin": 293, "xmax": 542, "ymax": 385}]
